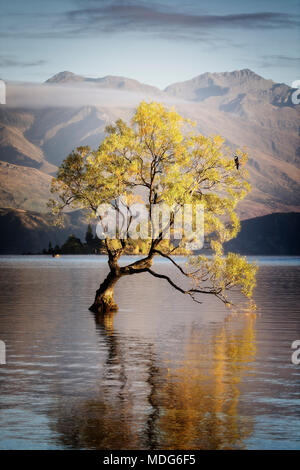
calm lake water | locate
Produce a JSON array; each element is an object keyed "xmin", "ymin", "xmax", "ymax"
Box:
[{"xmin": 0, "ymin": 255, "xmax": 299, "ymax": 450}]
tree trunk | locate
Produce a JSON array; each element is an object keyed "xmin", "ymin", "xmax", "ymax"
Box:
[
  {"xmin": 89, "ymin": 252, "xmax": 154, "ymax": 315},
  {"xmin": 89, "ymin": 270, "xmax": 121, "ymax": 314}
]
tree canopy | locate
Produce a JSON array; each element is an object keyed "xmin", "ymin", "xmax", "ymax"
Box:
[{"xmin": 49, "ymin": 101, "xmax": 257, "ymax": 310}]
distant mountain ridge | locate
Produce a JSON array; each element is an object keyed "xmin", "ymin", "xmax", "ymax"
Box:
[
  {"xmin": 165, "ymin": 68, "xmax": 295, "ymax": 109},
  {"xmin": 46, "ymin": 70, "xmax": 162, "ymax": 95},
  {"xmin": 46, "ymin": 68, "xmax": 295, "ymax": 108},
  {"xmin": 0, "ymin": 68, "xmax": 299, "ymax": 219}
]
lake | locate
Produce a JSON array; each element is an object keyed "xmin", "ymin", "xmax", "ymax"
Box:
[{"xmin": 0, "ymin": 255, "xmax": 299, "ymax": 450}]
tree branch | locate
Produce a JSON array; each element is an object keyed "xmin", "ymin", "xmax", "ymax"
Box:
[
  {"xmin": 152, "ymin": 249, "xmax": 192, "ymax": 277},
  {"xmin": 146, "ymin": 268, "xmax": 229, "ymax": 304}
]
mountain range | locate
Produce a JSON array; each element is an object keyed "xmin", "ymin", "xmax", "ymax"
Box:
[{"xmin": 0, "ymin": 69, "xmax": 299, "ymax": 245}]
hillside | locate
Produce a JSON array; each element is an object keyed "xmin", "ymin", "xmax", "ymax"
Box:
[
  {"xmin": 224, "ymin": 212, "xmax": 300, "ymax": 255},
  {"xmin": 0, "ymin": 69, "xmax": 299, "ymax": 218},
  {"xmin": 0, "ymin": 161, "xmax": 52, "ymax": 212},
  {"xmin": 0, "ymin": 208, "xmax": 88, "ymax": 254}
]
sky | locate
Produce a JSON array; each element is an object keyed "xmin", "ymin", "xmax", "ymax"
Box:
[{"xmin": 0, "ymin": 0, "xmax": 300, "ymax": 88}]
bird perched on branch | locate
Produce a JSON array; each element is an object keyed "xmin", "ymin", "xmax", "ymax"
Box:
[{"xmin": 234, "ymin": 155, "xmax": 239, "ymax": 170}]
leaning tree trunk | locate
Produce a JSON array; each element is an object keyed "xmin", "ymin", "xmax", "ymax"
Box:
[
  {"xmin": 89, "ymin": 270, "xmax": 121, "ymax": 314},
  {"xmin": 89, "ymin": 252, "xmax": 154, "ymax": 315}
]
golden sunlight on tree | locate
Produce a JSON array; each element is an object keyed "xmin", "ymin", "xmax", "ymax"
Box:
[{"xmin": 49, "ymin": 101, "xmax": 257, "ymax": 314}]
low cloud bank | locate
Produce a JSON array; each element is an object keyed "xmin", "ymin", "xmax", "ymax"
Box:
[{"xmin": 5, "ymin": 82, "xmax": 185, "ymax": 109}]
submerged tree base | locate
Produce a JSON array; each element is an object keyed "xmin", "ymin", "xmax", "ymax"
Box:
[
  {"xmin": 89, "ymin": 271, "xmax": 120, "ymax": 315},
  {"xmin": 89, "ymin": 298, "xmax": 119, "ymax": 315}
]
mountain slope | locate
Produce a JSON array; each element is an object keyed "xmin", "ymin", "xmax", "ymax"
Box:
[
  {"xmin": 0, "ymin": 107, "xmax": 57, "ymax": 174},
  {"xmin": 0, "ymin": 207, "xmax": 88, "ymax": 254},
  {"xmin": 0, "ymin": 161, "xmax": 52, "ymax": 212},
  {"xmin": 224, "ymin": 212, "xmax": 300, "ymax": 255}
]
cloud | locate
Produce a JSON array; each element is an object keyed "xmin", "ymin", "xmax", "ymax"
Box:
[
  {"xmin": 0, "ymin": 56, "xmax": 46, "ymax": 68},
  {"xmin": 5, "ymin": 82, "xmax": 186, "ymax": 109},
  {"xmin": 1, "ymin": 1, "xmax": 299, "ymax": 40},
  {"xmin": 259, "ymin": 55, "xmax": 300, "ymax": 69},
  {"xmin": 65, "ymin": 2, "xmax": 300, "ymax": 36}
]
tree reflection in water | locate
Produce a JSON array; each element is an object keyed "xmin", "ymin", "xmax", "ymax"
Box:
[
  {"xmin": 52, "ymin": 311, "xmax": 257, "ymax": 450},
  {"xmin": 157, "ymin": 313, "xmax": 256, "ymax": 449}
]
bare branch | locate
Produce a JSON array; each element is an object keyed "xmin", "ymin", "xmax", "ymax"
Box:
[{"xmin": 152, "ymin": 249, "xmax": 192, "ymax": 277}]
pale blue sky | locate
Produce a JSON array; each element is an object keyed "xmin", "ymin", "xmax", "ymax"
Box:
[{"xmin": 0, "ymin": 0, "xmax": 299, "ymax": 88}]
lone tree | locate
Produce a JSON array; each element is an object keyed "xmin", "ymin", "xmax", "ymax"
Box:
[{"xmin": 49, "ymin": 102, "xmax": 257, "ymax": 314}]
